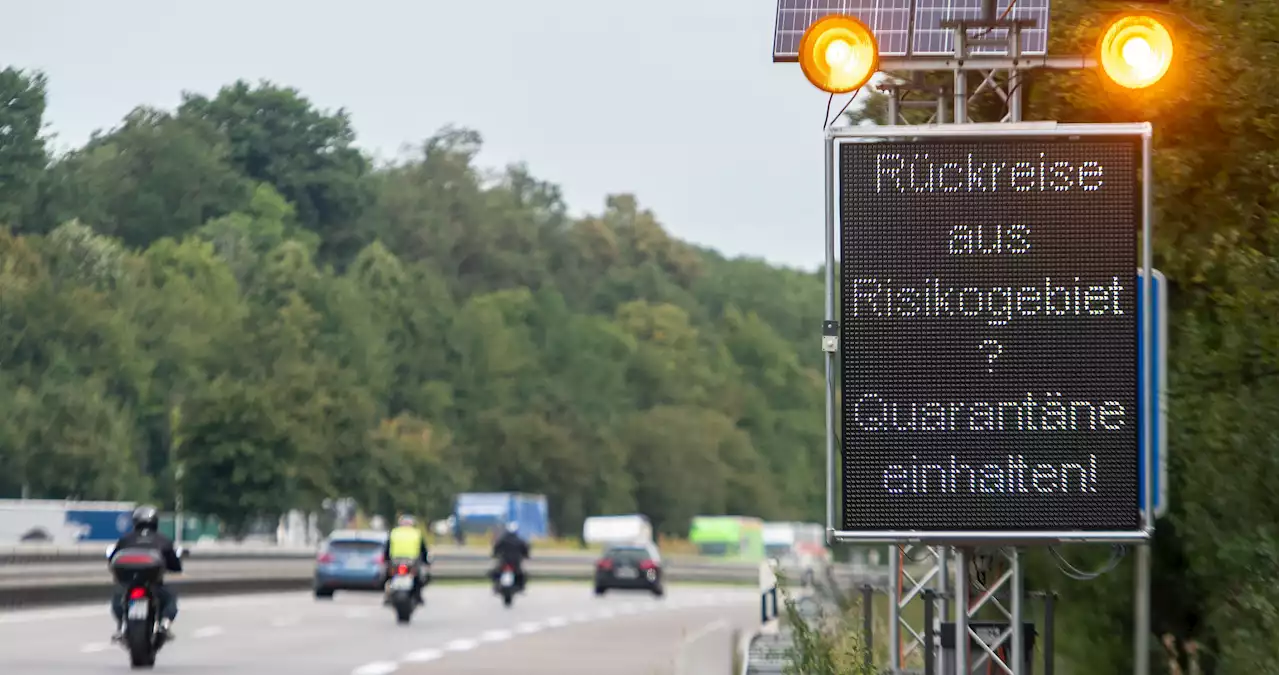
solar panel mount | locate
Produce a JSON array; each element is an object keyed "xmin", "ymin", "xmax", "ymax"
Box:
[{"xmin": 773, "ymin": 0, "xmax": 1051, "ymax": 61}]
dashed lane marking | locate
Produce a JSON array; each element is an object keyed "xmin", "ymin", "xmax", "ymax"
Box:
[
  {"xmin": 444, "ymin": 638, "xmax": 478, "ymax": 652},
  {"xmin": 192, "ymin": 625, "xmax": 224, "ymax": 638},
  {"xmin": 352, "ymin": 661, "xmax": 399, "ymax": 675},
  {"xmin": 402, "ymin": 649, "xmax": 443, "ymax": 663}
]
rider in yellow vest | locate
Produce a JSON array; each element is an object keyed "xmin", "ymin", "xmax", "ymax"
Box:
[{"xmin": 383, "ymin": 515, "xmax": 431, "ymax": 605}]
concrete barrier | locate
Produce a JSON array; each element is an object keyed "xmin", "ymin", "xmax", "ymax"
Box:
[{"xmin": 0, "ymin": 544, "xmax": 793, "ymax": 609}]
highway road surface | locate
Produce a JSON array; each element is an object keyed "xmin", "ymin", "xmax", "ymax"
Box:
[{"xmin": 0, "ymin": 583, "xmax": 759, "ymax": 675}]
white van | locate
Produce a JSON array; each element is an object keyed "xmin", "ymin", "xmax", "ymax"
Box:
[{"xmin": 583, "ymin": 515, "xmax": 653, "ymax": 547}]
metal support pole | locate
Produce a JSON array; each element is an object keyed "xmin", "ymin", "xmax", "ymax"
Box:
[
  {"xmin": 822, "ymin": 135, "xmax": 837, "ymax": 544},
  {"xmin": 1011, "ymin": 549, "xmax": 1025, "ymax": 675},
  {"xmin": 890, "ymin": 546, "xmax": 903, "ymax": 673},
  {"xmin": 1044, "ymin": 593, "xmax": 1056, "ymax": 675},
  {"xmin": 939, "ymin": 546, "xmax": 951, "ymax": 638},
  {"xmin": 887, "ymin": 86, "xmax": 901, "ymax": 125},
  {"xmin": 952, "ymin": 26, "xmax": 968, "ymax": 123},
  {"xmin": 1134, "ymin": 544, "xmax": 1151, "ymax": 675},
  {"xmin": 864, "ymin": 584, "xmax": 875, "ymax": 670},
  {"xmin": 923, "ymin": 589, "xmax": 937, "ymax": 675},
  {"xmin": 1008, "ymin": 28, "xmax": 1024, "ymax": 122},
  {"xmin": 954, "ymin": 548, "xmax": 970, "ymax": 674}
]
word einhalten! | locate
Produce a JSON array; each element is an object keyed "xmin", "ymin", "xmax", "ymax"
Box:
[
  {"xmin": 882, "ymin": 453, "xmax": 1099, "ymax": 495},
  {"xmin": 871, "ymin": 152, "xmax": 1105, "ymax": 194}
]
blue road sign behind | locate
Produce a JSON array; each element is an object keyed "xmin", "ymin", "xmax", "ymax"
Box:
[{"xmin": 1137, "ymin": 269, "xmax": 1167, "ymax": 518}]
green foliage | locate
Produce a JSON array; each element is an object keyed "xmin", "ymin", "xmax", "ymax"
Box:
[
  {"xmin": 0, "ymin": 77, "xmax": 828, "ymax": 547},
  {"xmin": 780, "ymin": 589, "xmax": 876, "ymax": 675}
]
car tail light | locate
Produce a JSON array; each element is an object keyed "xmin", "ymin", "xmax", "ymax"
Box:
[
  {"xmin": 502, "ymin": 564, "xmax": 514, "ymax": 572},
  {"xmin": 396, "ymin": 564, "xmax": 409, "ymax": 575},
  {"xmin": 639, "ymin": 560, "xmax": 657, "ymax": 571},
  {"xmin": 597, "ymin": 558, "xmax": 613, "ymax": 570},
  {"xmin": 317, "ymin": 552, "xmax": 333, "ymax": 564},
  {"xmin": 128, "ymin": 587, "xmax": 147, "ymax": 600}
]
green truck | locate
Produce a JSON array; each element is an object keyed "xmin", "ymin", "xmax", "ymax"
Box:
[{"xmin": 688, "ymin": 515, "xmax": 765, "ymax": 560}]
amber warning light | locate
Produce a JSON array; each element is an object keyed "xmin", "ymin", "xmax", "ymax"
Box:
[
  {"xmin": 1098, "ymin": 14, "xmax": 1174, "ymax": 89},
  {"xmin": 799, "ymin": 15, "xmax": 879, "ymax": 94}
]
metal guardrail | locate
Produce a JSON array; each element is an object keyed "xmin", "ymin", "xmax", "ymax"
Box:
[{"xmin": 0, "ymin": 544, "xmax": 875, "ymax": 610}]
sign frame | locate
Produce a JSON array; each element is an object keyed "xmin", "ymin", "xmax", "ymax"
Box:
[{"xmin": 820, "ymin": 122, "xmax": 1155, "ymax": 545}]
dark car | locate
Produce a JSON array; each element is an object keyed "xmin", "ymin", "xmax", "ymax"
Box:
[
  {"xmin": 314, "ymin": 529, "xmax": 388, "ymax": 598},
  {"xmin": 594, "ymin": 543, "xmax": 664, "ymax": 597}
]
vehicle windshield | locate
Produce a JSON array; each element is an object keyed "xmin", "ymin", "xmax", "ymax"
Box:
[
  {"xmin": 327, "ymin": 540, "xmax": 382, "ymax": 555},
  {"xmin": 607, "ymin": 547, "xmax": 652, "ymax": 563},
  {"xmin": 765, "ymin": 544, "xmax": 792, "ymax": 559},
  {"xmin": 696, "ymin": 542, "xmax": 730, "ymax": 556}
]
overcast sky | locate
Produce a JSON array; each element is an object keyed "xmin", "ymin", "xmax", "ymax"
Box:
[{"xmin": 7, "ymin": 0, "xmax": 868, "ymax": 270}]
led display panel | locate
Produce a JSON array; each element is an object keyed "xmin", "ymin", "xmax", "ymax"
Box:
[{"xmin": 838, "ymin": 133, "xmax": 1141, "ymax": 535}]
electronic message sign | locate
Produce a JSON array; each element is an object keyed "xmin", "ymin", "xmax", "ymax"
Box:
[{"xmin": 835, "ymin": 127, "xmax": 1146, "ymax": 538}]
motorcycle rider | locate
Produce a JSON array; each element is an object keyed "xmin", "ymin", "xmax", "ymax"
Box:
[
  {"xmin": 382, "ymin": 515, "xmax": 431, "ymax": 605},
  {"xmin": 108, "ymin": 505, "xmax": 182, "ymax": 641},
  {"xmin": 491, "ymin": 521, "xmax": 531, "ymax": 591}
]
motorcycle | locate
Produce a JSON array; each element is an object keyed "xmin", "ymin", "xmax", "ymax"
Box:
[
  {"xmin": 107, "ymin": 545, "xmax": 186, "ymax": 669},
  {"xmin": 386, "ymin": 555, "xmax": 432, "ymax": 624},
  {"xmin": 386, "ymin": 558, "xmax": 420, "ymax": 624},
  {"xmin": 494, "ymin": 563, "xmax": 518, "ymax": 608}
]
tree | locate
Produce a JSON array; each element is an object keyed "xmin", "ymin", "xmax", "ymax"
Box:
[
  {"xmin": 179, "ymin": 81, "xmax": 369, "ymax": 261},
  {"xmin": 40, "ymin": 107, "xmax": 252, "ymax": 247},
  {"xmin": 0, "ymin": 68, "xmax": 49, "ymax": 228}
]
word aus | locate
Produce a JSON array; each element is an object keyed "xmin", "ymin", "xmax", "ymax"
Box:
[
  {"xmin": 852, "ymin": 392, "xmax": 1127, "ymax": 433},
  {"xmin": 948, "ymin": 224, "xmax": 1030, "ymax": 255},
  {"xmin": 883, "ymin": 454, "xmax": 1100, "ymax": 495},
  {"xmin": 872, "ymin": 153, "xmax": 1105, "ymax": 194},
  {"xmin": 848, "ymin": 276, "xmax": 1127, "ymax": 326}
]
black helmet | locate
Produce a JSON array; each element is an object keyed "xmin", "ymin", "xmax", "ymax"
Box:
[{"xmin": 132, "ymin": 505, "xmax": 159, "ymax": 532}]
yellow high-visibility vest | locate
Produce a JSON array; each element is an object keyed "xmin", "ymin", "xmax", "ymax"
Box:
[{"xmin": 388, "ymin": 526, "xmax": 423, "ymax": 560}]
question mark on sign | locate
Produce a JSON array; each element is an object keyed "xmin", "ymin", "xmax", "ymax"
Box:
[{"xmin": 980, "ymin": 339, "xmax": 1003, "ymax": 373}]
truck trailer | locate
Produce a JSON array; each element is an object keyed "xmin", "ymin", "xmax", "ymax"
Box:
[{"xmin": 452, "ymin": 492, "xmax": 550, "ymax": 540}]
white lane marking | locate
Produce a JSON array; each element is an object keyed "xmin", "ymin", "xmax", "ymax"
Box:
[
  {"xmin": 0, "ymin": 606, "xmax": 107, "ymax": 624},
  {"xmin": 546, "ymin": 616, "xmax": 568, "ymax": 627},
  {"xmin": 445, "ymin": 638, "xmax": 478, "ymax": 652},
  {"xmin": 618, "ymin": 603, "xmax": 638, "ymax": 614},
  {"xmin": 80, "ymin": 642, "xmax": 110, "ymax": 653},
  {"xmin": 514, "ymin": 621, "xmax": 544, "ymax": 634},
  {"xmin": 0, "ymin": 592, "xmax": 316, "ymax": 625},
  {"xmin": 674, "ymin": 619, "xmax": 731, "ymax": 675},
  {"xmin": 569, "ymin": 611, "xmax": 590, "ymax": 622},
  {"xmin": 402, "ymin": 649, "xmax": 443, "ymax": 663},
  {"xmin": 192, "ymin": 625, "xmax": 224, "ymax": 638},
  {"xmin": 593, "ymin": 609, "xmax": 615, "ymax": 619},
  {"xmin": 352, "ymin": 661, "xmax": 399, "ymax": 675},
  {"xmin": 681, "ymin": 618, "xmax": 729, "ymax": 646},
  {"xmin": 480, "ymin": 629, "xmax": 512, "ymax": 642},
  {"xmin": 271, "ymin": 616, "xmax": 299, "ymax": 627}
]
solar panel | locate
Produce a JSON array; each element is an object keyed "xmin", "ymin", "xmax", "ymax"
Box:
[
  {"xmin": 911, "ymin": 0, "xmax": 1050, "ymax": 56},
  {"xmin": 773, "ymin": 0, "xmax": 1051, "ymax": 60}
]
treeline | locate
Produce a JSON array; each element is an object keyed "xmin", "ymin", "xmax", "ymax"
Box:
[{"xmin": 0, "ymin": 72, "xmax": 829, "ymax": 541}]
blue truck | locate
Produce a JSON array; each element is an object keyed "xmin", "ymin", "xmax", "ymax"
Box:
[{"xmin": 453, "ymin": 493, "xmax": 550, "ymax": 540}]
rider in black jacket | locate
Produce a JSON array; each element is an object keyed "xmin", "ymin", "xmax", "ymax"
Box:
[
  {"xmin": 108, "ymin": 505, "xmax": 182, "ymax": 640},
  {"xmin": 491, "ymin": 522, "xmax": 531, "ymax": 590}
]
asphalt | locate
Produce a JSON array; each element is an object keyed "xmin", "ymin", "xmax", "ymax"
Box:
[{"xmin": 0, "ymin": 583, "xmax": 760, "ymax": 675}]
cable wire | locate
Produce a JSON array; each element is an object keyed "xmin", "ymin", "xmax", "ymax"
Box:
[
  {"xmin": 824, "ymin": 88, "xmax": 865, "ymax": 129},
  {"xmin": 1049, "ymin": 544, "xmax": 1128, "ymax": 581}
]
